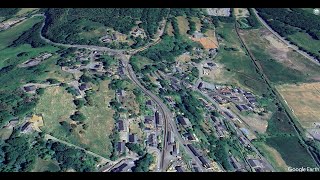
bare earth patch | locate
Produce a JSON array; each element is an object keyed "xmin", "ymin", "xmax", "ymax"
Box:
[
  {"xmin": 234, "ymin": 8, "xmax": 250, "ymax": 19},
  {"xmin": 176, "ymin": 16, "xmax": 189, "ymax": 36},
  {"xmin": 277, "ymin": 82, "xmax": 320, "ymax": 129}
]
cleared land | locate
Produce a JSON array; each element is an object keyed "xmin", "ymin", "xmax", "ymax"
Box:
[
  {"xmin": 16, "ymin": 8, "xmax": 39, "ymax": 16},
  {"xmin": 240, "ymin": 28, "xmax": 320, "ymax": 84},
  {"xmin": 166, "ymin": 21, "xmax": 174, "ymax": 36},
  {"xmin": 253, "ymin": 142, "xmax": 288, "ymax": 172},
  {"xmin": 0, "ymin": 126, "xmax": 13, "ymax": 140},
  {"xmin": 234, "ymin": 8, "xmax": 250, "ymax": 19},
  {"xmin": 191, "ymin": 17, "xmax": 202, "ymax": 32},
  {"xmin": 176, "ymin": 16, "xmax": 189, "ymax": 36},
  {"xmin": 32, "ymin": 158, "xmax": 60, "ymax": 172},
  {"xmin": 276, "ymin": 82, "xmax": 320, "ymax": 129},
  {"xmin": 36, "ymin": 81, "xmax": 115, "ymax": 158}
]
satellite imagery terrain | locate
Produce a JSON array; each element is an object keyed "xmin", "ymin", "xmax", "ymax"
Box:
[{"xmin": 0, "ymin": 8, "xmax": 320, "ymax": 172}]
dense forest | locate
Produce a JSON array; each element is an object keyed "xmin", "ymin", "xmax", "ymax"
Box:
[
  {"xmin": 11, "ymin": 22, "xmax": 46, "ymax": 48},
  {"xmin": 43, "ymin": 8, "xmax": 169, "ymax": 45},
  {"xmin": 256, "ymin": 8, "xmax": 320, "ymax": 39},
  {"xmin": 0, "ymin": 8, "xmax": 20, "ymax": 19},
  {"xmin": 0, "ymin": 131, "xmax": 97, "ymax": 172}
]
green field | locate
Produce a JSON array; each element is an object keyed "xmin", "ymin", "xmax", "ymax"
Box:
[
  {"xmin": 241, "ymin": 28, "xmax": 320, "ymax": 84},
  {"xmin": 266, "ymin": 111, "xmax": 296, "ymax": 136},
  {"xmin": 35, "ymin": 81, "xmax": 115, "ymax": 158},
  {"xmin": 288, "ymin": 32, "xmax": 320, "ymax": 58},
  {"xmin": 0, "ymin": 45, "xmax": 72, "ymax": 91},
  {"xmin": 253, "ymin": 141, "xmax": 288, "ymax": 172},
  {"xmin": 213, "ymin": 22, "xmax": 268, "ymax": 96},
  {"xmin": 35, "ymin": 86, "xmax": 77, "ymax": 136},
  {"xmin": 0, "ymin": 126, "xmax": 13, "ymax": 140},
  {"xmin": 0, "ymin": 16, "xmax": 43, "ymax": 50},
  {"xmin": 32, "ymin": 158, "xmax": 60, "ymax": 172},
  {"xmin": 266, "ymin": 136, "xmax": 317, "ymax": 168}
]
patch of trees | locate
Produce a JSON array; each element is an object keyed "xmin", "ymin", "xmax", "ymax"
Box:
[
  {"xmin": 43, "ymin": 8, "xmax": 168, "ymax": 45},
  {"xmin": 245, "ymin": 9, "xmax": 260, "ymax": 29},
  {"xmin": 170, "ymin": 8, "xmax": 202, "ymax": 17},
  {"xmin": 187, "ymin": 18, "xmax": 196, "ymax": 35},
  {"xmin": 70, "ymin": 111, "xmax": 86, "ymax": 122},
  {"xmin": 256, "ymin": 8, "xmax": 320, "ymax": 39},
  {"xmin": 131, "ymin": 153, "xmax": 154, "ymax": 172},
  {"xmin": 0, "ymin": 89, "xmax": 38, "ymax": 127},
  {"xmin": 0, "ymin": 8, "xmax": 20, "ymax": 18},
  {"xmin": 0, "ymin": 135, "xmax": 36, "ymax": 172},
  {"xmin": 73, "ymin": 99, "xmax": 86, "ymax": 109},
  {"xmin": 47, "ymin": 141, "xmax": 97, "ymax": 172},
  {"xmin": 11, "ymin": 22, "xmax": 46, "ymax": 48},
  {"xmin": 125, "ymin": 143, "xmax": 145, "ymax": 156},
  {"xmin": 137, "ymin": 35, "xmax": 194, "ymax": 63}
]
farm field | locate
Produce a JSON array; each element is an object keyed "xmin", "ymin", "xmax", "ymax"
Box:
[
  {"xmin": 176, "ymin": 16, "xmax": 189, "ymax": 36},
  {"xmin": 240, "ymin": 28, "xmax": 320, "ymax": 84},
  {"xmin": 276, "ymin": 82, "xmax": 320, "ymax": 129},
  {"xmin": 266, "ymin": 136, "xmax": 317, "ymax": 168},
  {"xmin": 253, "ymin": 142, "xmax": 288, "ymax": 172}
]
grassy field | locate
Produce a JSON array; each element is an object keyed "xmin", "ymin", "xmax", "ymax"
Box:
[
  {"xmin": 176, "ymin": 16, "xmax": 190, "ymax": 36},
  {"xmin": 288, "ymin": 32, "xmax": 320, "ymax": 58},
  {"xmin": 210, "ymin": 22, "xmax": 268, "ymax": 96},
  {"xmin": 35, "ymin": 86, "xmax": 77, "ymax": 136},
  {"xmin": 266, "ymin": 111, "xmax": 296, "ymax": 135},
  {"xmin": 32, "ymin": 158, "xmax": 60, "ymax": 172},
  {"xmin": 0, "ymin": 126, "xmax": 13, "ymax": 140},
  {"xmin": 130, "ymin": 55, "xmax": 153, "ymax": 70},
  {"xmin": 166, "ymin": 21, "xmax": 174, "ymax": 36},
  {"xmin": 240, "ymin": 28, "xmax": 320, "ymax": 84},
  {"xmin": 191, "ymin": 17, "xmax": 202, "ymax": 32},
  {"xmin": 78, "ymin": 80, "xmax": 115, "ymax": 157},
  {"xmin": 0, "ymin": 16, "xmax": 43, "ymax": 50},
  {"xmin": 0, "ymin": 45, "xmax": 72, "ymax": 91},
  {"xmin": 253, "ymin": 141, "xmax": 288, "ymax": 172},
  {"xmin": 36, "ymin": 81, "xmax": 116, "ymax": 158},
  {"xmin": 16, "ymin": 8, "xmax": 39, "ymax": 16},
  {"xmin": 276, "ymin": 82, "xmax": 320, "ymax": 129},
  {"xmin": 266, "ymin": 136, "xmax": 317, "ymax": 168}
]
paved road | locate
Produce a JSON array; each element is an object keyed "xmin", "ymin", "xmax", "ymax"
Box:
[
  {"xmin": 37, "ymin": 10, "xmax": 206, "ymax": 172},
  {"xmin": 252, "ymin": 9, "xmax": 319, "ymax": 65},
  {"xmin": 125, "ymin": 64, "xmax": 205, "ymax": 172}
]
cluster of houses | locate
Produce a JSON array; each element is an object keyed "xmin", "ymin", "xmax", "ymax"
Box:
[
  {"xmin": 198, "ymin": 82, "xmax": 260, "ymax": 113},
  {"xmin": 210, "ymin": 115, "xmax": 229, "ymax": 138},
  {"xmin": 187, "ymin": 144, "xmax": 212, "ymax": 169},
  {"xmin": 19, "ymin": 53, "xmax": 53, "ymax": 68},
  {"xmin": 130, "ymin": 27, "xmax": 146, "ymax": 38}
]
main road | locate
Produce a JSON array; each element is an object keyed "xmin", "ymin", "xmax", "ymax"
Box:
[
  {"xmin": 252, "ymin": 8, "xmax": 319, "ymax": 65},
  {"xmin": 37, "ymin": 10, "xmax": 207, "ymax": 172}
]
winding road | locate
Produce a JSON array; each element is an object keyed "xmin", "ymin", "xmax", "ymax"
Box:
[{"xmin": 252, "ymin": 8, "xmax": 319, "ymax": 65}]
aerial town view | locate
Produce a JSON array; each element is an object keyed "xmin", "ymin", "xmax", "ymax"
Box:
[{"xmin": 0, "ymin": 8, "xmax": 320, "ymax": 172}]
